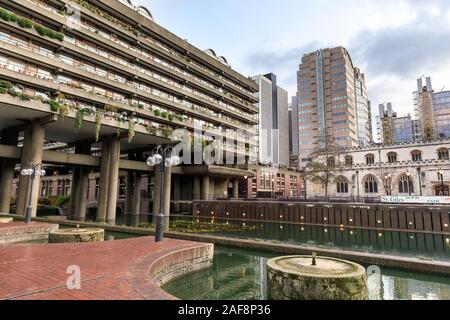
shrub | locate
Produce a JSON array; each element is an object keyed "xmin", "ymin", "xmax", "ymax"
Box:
[
  {"xmin": 19, "ymin": 94, "xmax": 31, "ymax": 101},
  {"xmin": 160, "ymin": 111, "xmax": 168, "ymax": 118},
  {"xmin": 0, "ymin": 88, "xmax": 7, "ymax": 94},
  {"xmin": 168, "ymin": 113, "xmax": 174, "ymax": 121},
  {"xmin": 154, "ymin": 109, "xmax": 161, "ymax": 117},
  {"xmin": 18, "ymin": 18, "xmax": 33, "ymax": 28},
  {"xmin": 0, "ymin": 80, "xmax": 13, "ymax": 89},
  {"xmin": 49, "ymin": 100, "xmax": 60, "ymax": 112}
]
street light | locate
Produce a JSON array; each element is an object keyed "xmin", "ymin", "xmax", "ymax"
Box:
[
  {"xmin": 20, "ymin": 163, "xmax": 46, "ymax": 224},
  {"xmin": 146, "ymin": 146, "xmax": 181, "ymax": 242}
]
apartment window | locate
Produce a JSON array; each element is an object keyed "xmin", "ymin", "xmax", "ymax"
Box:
[
  {"xmin": 364, "ymin": 175, "xmax": 378, "ymax": 194},
  {"xmin": 366, "ymin": 154, "xmax": 375, "ymax": 165},
  {"xmin": 437, "ymin": 148, "xmax": 449, "ymax": 160},
  {"xmin": 411, "ymin": 150, "xmax": 422, "ymax": 162},
  {"xmin": 387, "ymin": 152, "xmax": 398, "ymax": 163}
]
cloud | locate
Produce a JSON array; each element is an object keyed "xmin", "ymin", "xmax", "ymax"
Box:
[{"xmin": 243, "ymin": 42, "xmax": 321, "ymax": 94}]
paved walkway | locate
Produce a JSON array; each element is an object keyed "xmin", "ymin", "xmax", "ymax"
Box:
[{"xmin": 0, "ymin": 236, "xmax": 212, "ymax": 300}]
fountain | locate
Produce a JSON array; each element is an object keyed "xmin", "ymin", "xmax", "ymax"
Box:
[
  {"xmin": 267, "ymin": 253, "xmax": 367, "ymax": 300},
  {"xmin": 49, "ymin": 225, "xmax": 104, "ymax": 243}
]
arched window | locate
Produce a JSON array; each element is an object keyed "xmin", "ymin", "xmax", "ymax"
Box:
[
  {"xmin": 437, "ymin": 148, "xmax": 449, "ymax": 160},
  {"xmin": 344, "ymin": 155, "xmax": 353, "ymax": 166},
  {"xmin": 327, "ymin": 157, "xmax": 335, "ymax": 167},
  {"xmin": 387, "ymin": 152, "xmax": 398, "ymax": 163},
  {"xmin": 398, "ymin": 174, "xmax": 414, "ymax": 194},
  {"xmin": 366, "ymin": 154, "xmax": 375, "ymax": 165},
  {"xmin": 411, "ymin": 150, "xmax": 422, "ymax": 162},
  {"xmin": 364, "ymin": 175, "xmax": 378, "ymax": 194},
  {"xmin": 336, "ymin": 177, "xmax": 349, "ymax": 194}
]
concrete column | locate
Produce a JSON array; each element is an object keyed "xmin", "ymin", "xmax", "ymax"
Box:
[
  {"xmin": 96, "ymin": 139, "xmax": 111, "ymax": 223},
  {"xmin": 0, "ymin": 131, "xmax": 19, "ymax": 213},
  {"xmin": 78, "ymin": 167, "xmax": 89, "ymax": 222},
  {"xmin": 106, "ymin": 137, "xmax": 120, "ymax": 225},
  {"xmin": 132, "ymin": 172, "xmax": 142, "ymax": 216},
  {"xmin": 233, "ymin": 178, "xmax": 239, "ymax": 199},
  {"xmin": 16, "ymin": 123, "xmax": 45, "ymax": 217},
  {"xmin": 152, "ymin": 167, "xmax": 161, "ymax": 222},
  {"xmin": 163, "ymin": 166, "xmax": 172, "ymax": 232},
  {"xmin": 173, "ymin": 176, "xmax": 181, "ymax": 213},
  {"xmin": 201, "ymin": 176, "xmax": 210, "ymax": 201},
  {"xmin": 70, "ymin": 166, "xmax": 81, "ymax": 217},
  {"xmin": 193, "ymin": 176, "xmax": 201, "ymax": 200},
  {"xmin": 125, "ymin": 171, "xmax": 134, "ymax": 215}
]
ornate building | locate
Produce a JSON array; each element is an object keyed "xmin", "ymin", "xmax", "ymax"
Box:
[{"xmin": 305, "ymin": 139, "xmax": 450, "ymax": 199}]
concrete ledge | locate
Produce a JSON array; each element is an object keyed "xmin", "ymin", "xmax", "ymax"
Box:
[
  {"xmin": 0, "ymin": 221, "xmax": 59, "ymax": 244},
  {"xmin": 126, "ymin": 243, "xmax": 214, "ymax": 300}
]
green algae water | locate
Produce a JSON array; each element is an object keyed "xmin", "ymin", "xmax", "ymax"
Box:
[{"xmin": 163, "ymin": 246, "xmax": 450, "ymax": 300}]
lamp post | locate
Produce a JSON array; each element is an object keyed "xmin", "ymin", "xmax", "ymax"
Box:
[
  {"xmin": 146, "ymin": 146, "xmax": 181, "ymax": 242},
  {"xmin": 20, "ymin": 163, "xmax": 46, "ymax": 224}
]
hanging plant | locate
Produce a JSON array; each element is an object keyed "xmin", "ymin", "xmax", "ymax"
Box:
[
  {"xmin": 95, "ymin": 110, "xmax": 102, "ymax": 142},
  {"xmin": 75, "ymin": 108, "xmax": 84, "ymax": 132},
  {"xmin": 59, "ymin": 104, "xmax": 70, "ymax": 119},
  {"xmin": 146, "ymin": 124, "xmax": 157, "ymax": 135},
  {"xmin": 128, "ymin": 117, "xmax": 135, "ymax": 143}
]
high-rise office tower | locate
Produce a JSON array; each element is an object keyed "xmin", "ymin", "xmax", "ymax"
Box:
[
  {"xmin": 288, "ymin": 96, "xmax": 299, "ymax": 168},
  {"xmin": 296, "ymin": 47, "xmax": 370, "ymax": 167},
  {"xmin": 414, "ymin": 77, "xmax": 450, "ymax": 140},
  {"xmin": 378, "ymin": 103, "xmax": 414, "ymax": 144},
  {"xmin": 252, "ymin": 73, "xmax": 289, "ymax": 166}
]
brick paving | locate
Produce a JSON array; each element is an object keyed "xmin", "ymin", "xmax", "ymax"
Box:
[{"xmin": 0, "ymin": 236, "xmax": 212, "ymax": 300}]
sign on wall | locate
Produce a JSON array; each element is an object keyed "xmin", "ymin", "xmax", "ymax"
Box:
[{"xmin": 381, "ymin": 196, "xmax": 450, "ymax": 205}]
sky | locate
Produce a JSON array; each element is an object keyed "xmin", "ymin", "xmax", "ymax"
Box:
[{"xmin": 133, "ymin": 0, "xmax": 450, "ymax": 121}]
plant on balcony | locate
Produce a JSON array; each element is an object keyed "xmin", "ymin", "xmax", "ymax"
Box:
[
  {"xmin": 146, "ymin": 124, "xmax": 157, "ymax": 135},
  {"xmin": 18, "ymin": 18, "xmax": 33, "ymax": 28},
  {"xmin": 0, "ymin": 9, "xmax": 17, "ymax": 22},
  {"xmin": 0, "ymin": 87, "xmax": 7, "ymax": 94},
  {"xmin": 7, "ymin": 88, "xmax": 19, "ymax": 98},
  {"xmin": 95, "ymin": 109, "xmax": 102, "ymax": 142},
  {"xmin": 18, "ymin": 93, "xmax": 31, "ymax": 101},
  {"xmin": 128, "ymin": 117, "xmax": 135, "ymax": 143},
  {"xmin": 75, "ymin": 108, "xmax": 84, "ymax": 132},
  {"xmin": 59, "ymin": 104, "xmax": 70, "ymax": 119},
  {"xmin": 0, "ymin": 80, "xmax": 13, "ymax": 89},
  {"xmin": 47, "ymin": 100, "xmax": 60, "ymax": 112},
  {"xmin": 154, "ymin": 109, "xmax": 161, "ymax": 117},
  {"xmin": 161, "ymin": 127, "xmax": 173, "ymax": 138},
  {"xmin": 168, "ymin": 113, "xmax": 174, "ymax": 121},
  {"xmin": 160, "ymin": 111, "xmax": 168, "ymax": 119}
]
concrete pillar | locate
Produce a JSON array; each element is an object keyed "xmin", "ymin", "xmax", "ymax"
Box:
[
  {"xmin": 16, "ymin": 123, "xmax": 45, "ymax": 217},
  {"xmin": 152, "ymin": 167, "xmax": 161, "ymax": 222},
  {"xmin": 78, "ymin": 167, "xmax": 89, "ymax": 222},
  {"xmin": 132, "ymin": 172, "xmax": 142, "ymax": 216},
  {"xmin": 163, "ymin": 166, "xmax": 172, "ymax": 232},
  {"xmin": 193, "ymin": 176, "xmax": 201, "ymax": 200},
  {"xmin": 173, "ymin": 176, "xmax": 181, "ymax": 213},
  {"xmin": 233, "ymin": 178, "xmax": 239, "ymax": 199},
  {"xmin": 106, "ymin": 137, "xmax": 120, "ymax": 225},
  {"xmin": 96, "ymin": 139, "xmax": 111, "ymax": 223},
  {"xmin": 70, "ymin": 166, "xmax": 81, "ymax": 217},
  {"xmin": 0, "ymin": 131, "xmax": 19, "ymax": 213},
  {"xmin": 124, "ymin": 171, "xmax": 134, "ymax": 215},
  {"xmin": 201, "ymin": 176, "xmax": 210, "ymax": 201}
]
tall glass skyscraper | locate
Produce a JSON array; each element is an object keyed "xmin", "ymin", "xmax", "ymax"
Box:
[{"xmin": 296, "ymin": 47, "xmax": 371, "ymax": 167}]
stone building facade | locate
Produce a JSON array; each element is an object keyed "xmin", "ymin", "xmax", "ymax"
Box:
[{"xmin": 305, "ymin": 139, "xmax": 450, "ymax": 199}]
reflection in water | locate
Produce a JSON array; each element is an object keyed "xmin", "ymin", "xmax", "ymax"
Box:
[
  {"xmin": 186, "ymin": 218, "xmax": 450, "ymax": 261},
  {"xmin": 163, "ymin": 246, "xmax": 450, "ymax": 301}
]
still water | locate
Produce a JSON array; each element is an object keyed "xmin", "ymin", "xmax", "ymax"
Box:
[{"xmin": 163, "ymin": 246, "xmax": 450, "ymax": 300}]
